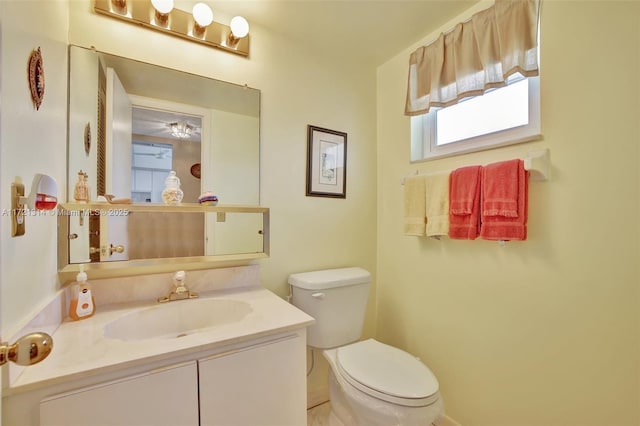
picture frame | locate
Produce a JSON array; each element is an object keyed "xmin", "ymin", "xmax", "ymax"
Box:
[{"xmin": 306, "ymin": 125, "xmax": 347, "ymax": 198}]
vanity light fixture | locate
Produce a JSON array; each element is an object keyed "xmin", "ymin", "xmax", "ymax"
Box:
[
  {"xmin": 192, "ymin": 2, "xmax": 213, "ymax": 38},
  {"xmin": 228, "ymin": 16, "xmax": 250, "ymax": 47},
  {"xmin": 170, "ymin": 121, "xmax": 194, "ymax": 139},
  {"xmin": 150, "ymin": 0, "xmax": 174, "ymax": 27},
  {"xmin": 111, "ymin": 0, "xmax": 126, "ymax": 12},
  {"xmin": 94, "ymin": 0, "xmax": 250, "ymax": 56}
]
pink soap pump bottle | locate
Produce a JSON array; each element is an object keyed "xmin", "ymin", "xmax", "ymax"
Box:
[{"xmin": 69, "ymin": 267, "xmax": 96, "ymax": 321}]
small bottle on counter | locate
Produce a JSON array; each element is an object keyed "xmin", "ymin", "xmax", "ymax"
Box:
[{"xmin": 69, "ymin": 267, "xmax": 96, "ymax": 321}]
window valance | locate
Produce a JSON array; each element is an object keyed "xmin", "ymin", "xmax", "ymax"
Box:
[{"xmin": 405, "ymin": 0, "xmax": 540, "ymax": 116}]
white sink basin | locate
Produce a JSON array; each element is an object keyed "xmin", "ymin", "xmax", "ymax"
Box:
[{"xmin": 104, "ymin": 298, "xmax": 253, "ymax": 341}]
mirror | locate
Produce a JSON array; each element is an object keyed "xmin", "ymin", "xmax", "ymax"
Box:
[{"xmin": 65, "ymin": 45, "xmax": 261, "ymax": 266}]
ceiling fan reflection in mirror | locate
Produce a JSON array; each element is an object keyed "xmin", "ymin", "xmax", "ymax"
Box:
[
  {"xmin": 132, "ymin": 106, "xmax": 202, "ymax": 143},
  {"xmin": 135, "ymin": 149, "xmax": 172, "ymax": 159},
  {"xmin": 132, "ymin": 142, "xmax": 173, "ymax": 162}
]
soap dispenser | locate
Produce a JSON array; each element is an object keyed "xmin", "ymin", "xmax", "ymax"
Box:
[
  {"xmin": 161, "ymin": 171, "xmax": 184, "ymax": 205},
  {"xmin": 69, "ymin": 266, "xmax": 96, "ymax": 320}
]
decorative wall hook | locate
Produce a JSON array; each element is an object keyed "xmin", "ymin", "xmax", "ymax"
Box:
[
  {"xmin": 84, "ymin": 122, "xmax": 92, "ymax": 155},
  {"xmin": 28, "ymin": 47, "xmax": 45, "ymax": 110}
]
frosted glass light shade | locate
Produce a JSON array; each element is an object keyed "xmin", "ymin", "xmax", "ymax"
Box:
[
  {"xmin": 230, "ymin": 16, "xmax": 249, "ymax": 38},
  {"xmin": 170, "ymin": 122, "xmax": 194, "ymax": 139},
  {"xmin": 192, "ymin": 3, "xmax": 213, "ymax": 27},
  {"xmin": 151, "ymin": 0, "xmax": 174, "ymax": 14}
]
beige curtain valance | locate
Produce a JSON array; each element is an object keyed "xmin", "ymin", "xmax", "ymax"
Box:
[{"xmin": 405, "ymin": 0, "xmax": 540, "ymax": 116}]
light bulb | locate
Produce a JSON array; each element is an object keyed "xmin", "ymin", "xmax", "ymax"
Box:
[
  {"xmin": 151, "ymin": 0, "xmax": 174, "ymax": 14},
  {"xmin": 230, "ymin": 16, "xmax": 249, "ymax": 39},
  {"xmin": 192, "ymin": 3, "xmax": 213, "ymax": 27}
]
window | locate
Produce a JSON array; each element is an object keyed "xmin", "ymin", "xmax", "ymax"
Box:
[
  {"xmin": 411, "ymin": 74, "xmax": 540, "ymax": 162},
  {"xmin": 405, "ymin": 0, "xmax": 541, "ymax": 161},
  {"xmin": 131, "ymin": 142, "xmax": 173, "ymax": 202}
]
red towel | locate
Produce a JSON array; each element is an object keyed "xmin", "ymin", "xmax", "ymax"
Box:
[
  {"xmin": 480, "ymin": 159, "xmax": 529, "ymax": 241},
  {"xmin": 482, "ymin": 159, "xmax": 520, "ymax": 217},
  {"xmin": 448, "ymin": 165, "xmax": 482, "ymax": 240}
]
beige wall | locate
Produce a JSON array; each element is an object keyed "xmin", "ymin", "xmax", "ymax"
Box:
[
  {"xmin": 0, "ymin": 1, "xmax": 69, "ymax": 339},
  {"xmin": 376, "ymin": 1, "xmax": 640, "ymax": 425}
]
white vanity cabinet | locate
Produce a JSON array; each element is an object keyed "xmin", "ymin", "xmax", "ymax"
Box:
[
  {"xmin": 4, "ymin": 330, "xmax": 308, "ymax": 426},
  {"xmin": 40, "ymin": 361, "xmax": 199, "ymax": 426},
  {"xmin": 199, "ymin": 334, "xmax": 306, "ymax": 426}
]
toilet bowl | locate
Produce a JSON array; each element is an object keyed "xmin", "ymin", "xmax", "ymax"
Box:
[
  {"xmin": 323, "ymin": 339, "xmax": 443, "ymax": 426},
  {"xmin": 288, "ymin": 267, "xmax": 445, "ymax": 425}
]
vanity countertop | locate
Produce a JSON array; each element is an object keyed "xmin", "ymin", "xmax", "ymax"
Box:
[{"xmin": 7, "ymin": 287, "xmax": 314, "ymax": 395}]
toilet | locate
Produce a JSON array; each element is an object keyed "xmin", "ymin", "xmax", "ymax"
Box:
[{"xmin": 289, "ymin": 267, "xmax": 444, "ymax": 426}]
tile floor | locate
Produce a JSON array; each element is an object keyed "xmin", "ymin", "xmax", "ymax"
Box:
[
  {"xmin": 307, "ymin": 402, "xmax": 332, "ymax": 426},
  {"xmin": 307, "ymin": 401, "xmax": 447, "ymax": 426}
]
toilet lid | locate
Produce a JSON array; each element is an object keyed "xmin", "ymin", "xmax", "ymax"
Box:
[{"xmin": 336, "ymin": 339, "xmax": 439, "ymax": 407}]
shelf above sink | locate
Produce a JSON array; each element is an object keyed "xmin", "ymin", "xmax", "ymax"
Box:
[
  {"xmin": 60, "ymin": 202, "xmax": 269, "ymax": 214},
  {"xmin": 57, "ymin": 203, "xmax": 271, "ymax": 283}
]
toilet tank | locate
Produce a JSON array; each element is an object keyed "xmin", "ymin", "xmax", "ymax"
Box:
[{"xmin": 289, "ymin": 267, "xmax": 370, "ymax": 349}]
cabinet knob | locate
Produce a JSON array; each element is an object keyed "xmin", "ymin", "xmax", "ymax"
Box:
[
  {"xmin": 110, "ymin": 244, "xmax": 125, "ymax": 255},
  {"xmin": 0, "ymin": 332, "xmax": 53, "ymax": 366}
]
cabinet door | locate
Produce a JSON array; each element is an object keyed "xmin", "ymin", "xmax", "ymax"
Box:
[
  {"xmin": 40, "ymin": 361, "xmax": 198, "ymax": 426},
  {"xmin": 199, "ymin": 334, "xmax": 307, "ymax": 426}
]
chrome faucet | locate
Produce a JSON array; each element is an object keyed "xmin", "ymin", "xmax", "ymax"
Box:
[{"xmin": 158, "ymin": 270, "xmax": 198, "ymax": 303}]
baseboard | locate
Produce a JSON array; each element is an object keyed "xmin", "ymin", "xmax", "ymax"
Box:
[
  {"xmin": 307, "ymin": 400, "xmax": 461, "ymax": 425},
  {"xmin": 307, "ymin": 391, "xmax": 329, "ymax": 409}
]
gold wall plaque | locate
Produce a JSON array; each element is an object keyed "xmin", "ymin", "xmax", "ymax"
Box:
[
  {"xmin": 84, "ymin": 122, "xmax": 91, "ymax": 154},
  {"xmin": 28, "ymin": 47, "xmax": 45, "ymax": 110}
]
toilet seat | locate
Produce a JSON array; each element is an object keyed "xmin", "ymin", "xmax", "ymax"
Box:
[{"xmin": 335, "ymin": 339, "xmax": 440, "ymax": 407}]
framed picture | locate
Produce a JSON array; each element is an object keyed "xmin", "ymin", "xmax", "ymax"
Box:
[{"xmin": 306, "ymin": 125, "xmax": 347, "ymax": 198}]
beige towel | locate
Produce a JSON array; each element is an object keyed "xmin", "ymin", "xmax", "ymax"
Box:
[
  {"xmin": 425, "ymin": 172, "xmax": 450, "ymax": 237},
  {"xmin": 403, "ymin": 175, "xmax": 426, "ymax": 236}
]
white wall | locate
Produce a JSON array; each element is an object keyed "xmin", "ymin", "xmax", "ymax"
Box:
[
  {"xmin": 376, "ymin": 1, "xmax": 640, "ymax": 425},
  {"xmin": 209, "ymin": 110, "xmax": 259, "ymax": 205},
  {"xmin": 0, "ymin": 0, "xmax": 69, "ymax": 339},
  {"xmin": 67, "ymin": 47, "xmax": 99, "ymax": 263},
  {"xmin": 68, "ymin": 47, "xmax": 99, "ymax": 200},
  {"xmin": 208, "ymin": 109, "xmax": 261, "ymax": 255}
]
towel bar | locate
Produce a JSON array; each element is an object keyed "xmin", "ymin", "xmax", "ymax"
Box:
[
  {"xmin": 400, "ymin": 148, "xmax": 551, "ymax": 184},
  {"xmin": 401, "ymin": 149, "xmax": 550, "ymax": 246}
]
